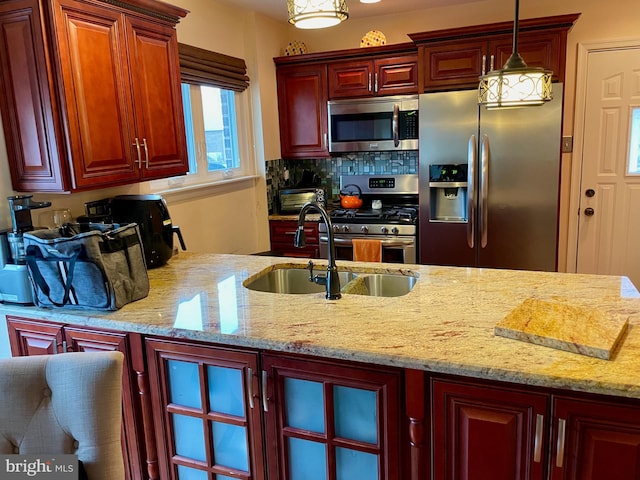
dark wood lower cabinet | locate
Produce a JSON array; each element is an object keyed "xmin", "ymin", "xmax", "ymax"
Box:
[
  {"xmin": 262, "ymin": 353, "xmax": 403, "ymax": 480},
  {"xmin": 550, "ymin": 396, "xmax": 640, "ymax": 480},
  {"xmin": 5, "ymin": 315, "xmax": 640, "ymax": 480},
  {"xmin": 432, "ymin": 377, "xmax": 549, "ymax": 480},
  {"xmin": 144, "ymin": 339, "xmax": 402, "ymax": 480},
  {"xmin": 5, "ymin": 316, "xmax": 147, "ymax": 480},
  {"xmin": 144, "ymin": 337, "xmax": 265, "ymax": 480}
]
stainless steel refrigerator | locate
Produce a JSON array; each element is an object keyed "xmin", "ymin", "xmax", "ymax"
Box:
[{"xmin": 418, "ymin": 85, "xmax": 563, "ymax": 271}]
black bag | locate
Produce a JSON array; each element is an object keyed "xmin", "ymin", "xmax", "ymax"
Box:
[{"xmin": 23, "ymin": 223, "xmax": 149, "ymax": 310}]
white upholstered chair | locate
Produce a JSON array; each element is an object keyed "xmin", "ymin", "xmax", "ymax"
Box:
[{"xmin": 0, "ymin": 351, "xmax": 125, "ymax": 480}]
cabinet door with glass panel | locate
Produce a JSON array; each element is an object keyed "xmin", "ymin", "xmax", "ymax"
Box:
[
  {"xmin": 261, "ymin": 353, "xmax": 402, "ymax": 480},
  {"xmin": 145, "ymin": 338, "xmax": 265, "ymax": 480}
]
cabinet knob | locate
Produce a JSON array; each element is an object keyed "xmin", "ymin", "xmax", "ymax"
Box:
[
  {"xmin": 585, "ymin": 188, "xmax": 595, "ymax": 197},
  {"xmin": 584, "ymin": 207, "xmax": 595, "ymax": 217}
]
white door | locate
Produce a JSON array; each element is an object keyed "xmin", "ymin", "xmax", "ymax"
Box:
[{"xmin": 575, "ymin": 45, "xmax": 640, "ymax": 288}]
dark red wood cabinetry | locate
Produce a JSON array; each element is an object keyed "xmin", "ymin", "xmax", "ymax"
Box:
[
  {"xmin": 275, "ymin": 63, "xmax": 329, "ymax": 159},
  {"xmin": 327, "ymin": 53, "xmax": 418, "ymax": 98},
  {"xmin": 145, "ymin": 338, "xmax": 266, "ymax": 480},
  {"xmin": 0, "ymin": 0, "xmax": 187, "ymax": 192},
  {"xmin": 5, "ymin": 316, "xmax": 149, "ymax": 480},
  {"xmin": 432, "ymin": 377, "xmax": 548, "ymax": 480},
  {"xmin": 274, "ymin": 43, "xmax": 417, "ymax": 158},
  {"xmin": 550, "ymin": 396, "xmax": 640, "ymax": 479},
  {"xmin": 4, "ymin": 313, "xmax": 640, "ymax": 480},
  {"xmin": 269, "ymin": 219, "xmax": 319, "ymax": 258},
  {"xmin": 409, "ymin": 14, "xmax": 579, "ymax": 92},
  {"xmin": 262, "ymin": 353, "xmax": 403, "ymax": 480}
]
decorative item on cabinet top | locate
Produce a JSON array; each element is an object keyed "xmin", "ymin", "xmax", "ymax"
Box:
[
  {"xmin": 284, "ymin": 40, "xmax": 309, "ymax": 56},
  {"xmin": 360, "ymin": 30, "xmax": 386, "ymax": 47}
]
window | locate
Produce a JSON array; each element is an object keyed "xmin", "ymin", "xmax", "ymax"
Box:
[
  {"xmin": 153, "ymin": 44, "xmax": 253, "ymax": 190},
  {"xmin": 181, "ymin": 83, "xmax": 249, "ymax": 182},
  {"xmin": 628, "ymin": 107, "xmax": 640, "ymax": 175}
]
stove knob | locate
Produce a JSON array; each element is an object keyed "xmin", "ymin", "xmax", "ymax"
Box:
[
  {"xmin": 361, "ymin": 226, "xmax": 369, "ymax": 234},
  {"xmin": 380, "ymin": 226, "xmax": 389, "ymax": 235},
  {"xmin": 332, "ymin": 224, "xmax": 340, "ymax": 233},
  {"xmin": 391, "ymin": 227, "xmax": 399, "ymax": 235},
  {"xmin": 342, "ymin": 225, "xmax": 350, "ymax": 233}
]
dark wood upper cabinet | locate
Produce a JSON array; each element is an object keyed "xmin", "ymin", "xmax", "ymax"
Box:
[
  {"xmin": 0, "ymin": 0, "xmax": 188, "ymax": 192},
  {"xmin": 327, "ymin": 53, "xmax": 418, "ymax": 99},
  {"xmin": 409, "ymin": 13, "xmax": 580, "ymax": 92},
  {"xmin": 275, "ymin": 63, "xmax": 329, "ymax": 159}
]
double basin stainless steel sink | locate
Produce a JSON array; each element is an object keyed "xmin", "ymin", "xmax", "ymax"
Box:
[{"xmin": 243, "ymin": 264, "xmax": 418, "ymax": 297}]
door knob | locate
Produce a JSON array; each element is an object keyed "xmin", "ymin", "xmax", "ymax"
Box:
[
  {"xmin": 584, "ymin": 207, "xmax": 595, "ymax": 216},
  {"xmin": 585, "ymin": 189, "xmax": 595, "ymax": 197}
]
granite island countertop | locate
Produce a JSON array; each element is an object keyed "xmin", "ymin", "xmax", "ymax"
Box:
[{"xmin": 2, "ymin": 253, "xmax": 640, "ymax": 399}]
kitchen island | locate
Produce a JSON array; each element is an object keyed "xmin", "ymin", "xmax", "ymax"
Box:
[{"xmin": 2, "ymin": 253, "xmax": 640, "ymax": 480}]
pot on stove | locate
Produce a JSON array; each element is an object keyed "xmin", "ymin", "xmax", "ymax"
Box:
[{"xmin": 339, "ymin": 184, "xmax": 363, "ymax": 209}]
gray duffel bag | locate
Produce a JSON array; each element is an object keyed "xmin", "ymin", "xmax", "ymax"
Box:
[{"xmin": 23, "ymin": 223, "xmax": 149, "ymax": 310}]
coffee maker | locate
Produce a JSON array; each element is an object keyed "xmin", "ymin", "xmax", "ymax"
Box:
[
  {"xmin": 84, "ymin": 194, "xmax": 186, "ymax": 269},
  {"xmin": 0, "ymin": 195, "xmax": 51, "ymax": 304}
]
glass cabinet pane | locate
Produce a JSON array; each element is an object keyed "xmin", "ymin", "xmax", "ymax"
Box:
[
  {"xmin": 177, "ymin": 465, "xmax": 208, "ymax": 480},
  {"xmin": 172, "ymin": 414, "xmax": 206, "ymax": 461},
  {"xmin": 334, "ymin": 385, "xmax": 377, "ymax": 444},
  {"xmin": 288, "ymin": 437, "xmax": 328, "ymax": 480},
  {"xmin": 168, "ymin": 360, "xmax": 201, "ymax": 409},
  {"xmin": 336, "ymin": 447, "xmax": 378, "ymax": 480},
  {"xmin": 207, "ymin": 365, "xmax": 244, "ymax": 417},
  {"xmin": 211, "ymin": 421, "xmax": 249, "ymax": 471},
  {"xmin": 284, "ymin": 377, "xmax": 325, "ymax": 433}
]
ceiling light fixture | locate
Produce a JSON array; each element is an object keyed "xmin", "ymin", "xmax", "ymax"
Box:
[
  {"xmin": 287, "ymin": 0, "xmax": 349, "ymax": 29},
  {"xmin": 360, "ymin": 0, "xmax": 381, "ymax": 4},
  {"xmin": 478, "ymin": 0, "xmax": 552, "ymax": 108}
]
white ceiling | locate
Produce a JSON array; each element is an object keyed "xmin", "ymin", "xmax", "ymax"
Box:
[{"xmin": 223, "ymin": 0, "xmax": 476, "ymax": 24}]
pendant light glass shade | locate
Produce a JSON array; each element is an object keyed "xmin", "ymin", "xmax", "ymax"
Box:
[
  {"xmin": 287, "ymin": 0, "xmax": 349, "ymax": 29},
  {"xmin": 478, "ymin": 63, "xmax": 552, "ymax": 108},
  {"xmin": 478, "ymin": 0, "xmax": 553, "ymax": 108}
]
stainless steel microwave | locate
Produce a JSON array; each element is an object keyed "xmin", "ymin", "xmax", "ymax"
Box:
[{"xmin": 328, "ymin": 95, "xmax": 419, "ymax": 153}]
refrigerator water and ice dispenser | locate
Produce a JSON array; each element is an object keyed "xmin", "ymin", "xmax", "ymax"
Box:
[{"xmin": 428, "ymin": 164, "xmax": 468, "ymax": 222}]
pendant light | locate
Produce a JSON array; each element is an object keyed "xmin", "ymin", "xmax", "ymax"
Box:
[
  {"xmin": 478, "ymin": 0, "xmax": 552, "ymax": 108},
  {"xmin": 287, "ymin": 0, "xmax": 349, "ymax": 29}
]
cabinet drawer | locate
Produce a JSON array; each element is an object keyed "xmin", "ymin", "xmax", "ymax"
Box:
[{"xmin": 270, "ymin": 220, "xmax": 319, "ymax": 243}]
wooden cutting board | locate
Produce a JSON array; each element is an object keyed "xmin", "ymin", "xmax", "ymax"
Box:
[{"xmin": 495, "ymin": 298, "xmax": 629, "ymax": 360}]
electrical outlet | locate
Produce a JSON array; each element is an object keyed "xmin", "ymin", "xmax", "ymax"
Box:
[{"xmin": 562, "ymin": 136, "xmax": 573, "ymax": 153}]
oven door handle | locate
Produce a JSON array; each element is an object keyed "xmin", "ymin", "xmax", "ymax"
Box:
[{"xmin": 320, "ymin": 236, "xmax": 415, "ymax": 247}]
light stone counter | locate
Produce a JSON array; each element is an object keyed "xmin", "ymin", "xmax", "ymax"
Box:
[{"xmin": 2, "ymin": 253, "xmax": 640, "ymax": 399}]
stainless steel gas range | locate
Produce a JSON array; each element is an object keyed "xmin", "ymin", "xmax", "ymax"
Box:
[{"xmin": 319, "ymin": 174, "xmax": 419, "ymax": 264}]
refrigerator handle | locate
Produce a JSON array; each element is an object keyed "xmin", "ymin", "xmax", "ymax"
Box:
[
  {"xmin": 480, "ymin": 134, "xmax": 490, "ymax": 248},
  {"xmin": 467, "ymin": 135, "xmax": 476, "ymax": 249}
]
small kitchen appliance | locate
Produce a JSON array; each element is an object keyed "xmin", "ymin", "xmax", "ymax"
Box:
[
  {"xmin": 319, "ymin": 174, "xmax": 418, "ymax": 264},
  {"xmin": 278, "ymin": 188, "xmax": 326, "ymax": 214},
  {"xmin": 328, "ymin": 95, "xmax": 419, "ymax": 153},
  {"xmin": 88, "ymin": 194, "xmax": 186, "ymax": 269},
  {"xmin": 0, "ymin": 195, "xmax": 51, "ymax": 304}
]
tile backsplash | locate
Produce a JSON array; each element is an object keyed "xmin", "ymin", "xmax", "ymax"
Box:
[{"xmin": 265, "ymin": 151, "xmax": 418, "ymax": 214}]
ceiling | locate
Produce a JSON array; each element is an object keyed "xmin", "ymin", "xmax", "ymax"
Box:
[{"xmin": 223, "ymin": 0, "xmax": 474, "ymax": 24}]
